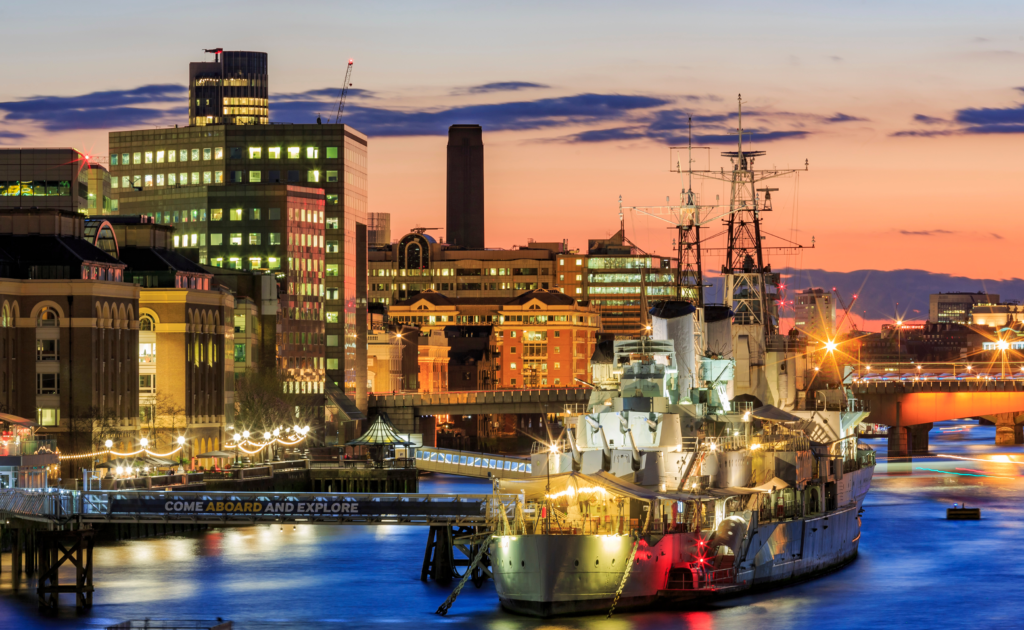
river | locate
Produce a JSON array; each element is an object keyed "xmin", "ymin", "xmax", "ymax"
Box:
[{"xmin": 2, "ymin": 418, "xmax": 1022, "ymax": 630}]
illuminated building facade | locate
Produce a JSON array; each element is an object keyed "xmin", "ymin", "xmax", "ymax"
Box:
[
  {"xmin": 929, "ymin": 292, "xmax": 998, "ymax": 325},
  {"xmin": 793, "ymin": 288, "xmax": 836, "ymax": 343},
  {"xmin": 85, "ymin": 164, "xmax": 114, "ymax": 215},
  {"xmin": 108, "ymin": 124, "xmax": 368, "ymax": 414},
  {"xmin": 0, "ymin": 148, "xmax": 90, "ymax": 213},
  {"xmin": 189, "ymin": 50, "xmax": 269, "ymax": 126}
]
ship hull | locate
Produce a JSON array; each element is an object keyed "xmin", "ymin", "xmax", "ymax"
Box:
[{"xmin": 492, "ymin": 466, "xmax": 872, "ymax": 618}]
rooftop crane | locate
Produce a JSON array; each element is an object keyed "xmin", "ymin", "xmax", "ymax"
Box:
[
  {"xmin": 332, "ymin": 59, "xmax": 355, "ymax": 124},
  {"xmin": 832, "ymin": 287, "xmax": 859, "ymax": 333}
]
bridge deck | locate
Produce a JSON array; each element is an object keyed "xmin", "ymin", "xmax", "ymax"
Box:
[
  {"xmin": 0, "ymin": 488, "xmax": 509, "ymax": 527},
  {"xmin": 415, "ymin": 447, "xmax": 531, "ymax": 479}
]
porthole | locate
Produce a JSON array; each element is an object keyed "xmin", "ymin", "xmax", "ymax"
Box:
[
  {"xmin": 574, "ymin": 560, "xmax": 579, "ymax": 567},
  {"xmin": 612, "ymin": 559, "xmax": 616, "ymax": 565},
  {"xmin": 595, "ymin": 559, "xmax": 600, "ymax": 566},
  {"xmin": 521, "ymin": 560, "xmax": 525, "ymax": 567}
]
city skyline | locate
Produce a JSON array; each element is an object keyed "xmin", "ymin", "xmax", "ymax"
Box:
[{"xmin": 1, "ymin": 2, "xmax": 1023, "ymax": 322}]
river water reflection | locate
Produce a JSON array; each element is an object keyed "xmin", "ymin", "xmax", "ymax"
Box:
[{"xmin": 2, "ymin": 419, "xmax": 1023, "ymax": 630}]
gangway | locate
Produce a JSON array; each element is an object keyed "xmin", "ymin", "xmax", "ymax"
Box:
[
  {"xmin": 414, "ymin": 447, "xmax": 531, "ymax": 479},
  {"xmin": 0, "ymin": 488, "xmax": 510, "ymax": 527}
]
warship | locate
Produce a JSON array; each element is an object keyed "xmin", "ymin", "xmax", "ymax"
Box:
[{"xmin": 487, "ymin": 97, "xmax": 875, "ymax": 617}]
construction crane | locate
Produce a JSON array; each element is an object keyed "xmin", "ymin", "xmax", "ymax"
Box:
[
  {"xmin": 832, "ymin": 287, "xmax": 859, "ymax": 333},
  {"xmin": 332, "ymin": 59, "xmax": 355, "ymax": 124}
]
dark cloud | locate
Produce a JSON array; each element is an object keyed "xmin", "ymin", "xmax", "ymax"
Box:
[
  {"xmin": 276, "ymin": 93, "xmax": 672, "ymax": 136},
  {"xmin": 0, "ymin": 84, "xmax": 187, "ymax": 131},
  {"xmin": 0, "ymin": 130, "xmax": 26, "ymax": 144},
  {"xmin": 829, "ymin": 55, "xmax": 843, "ymax": 62},
  {"xmin": 899, "ymin": 229, "xmax": 954, "ymax": 236},
  {"xmin": 913, "ymin": 114, "xmax": 945, "ymax": 124},
  {"xmin": 891, "ymin": 129, "xmax": 954, "ymax": 137},
  {"xmin": 825, "ymin": 113, "xmax": 867, "ymax": 123},
  {"xmin": 991, "ymin": 233, "xmax": 1004, "ymax": 240},
  {"xmin": 772, "ymin": 268, "xmax": 1023, "ymax": 322},
  {"xmin": 463, "ymin": 82, "xmax": 550, "ymax": 94}
]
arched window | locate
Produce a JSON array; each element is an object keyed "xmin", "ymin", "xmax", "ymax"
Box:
[
  {"xmin": 139, "ymin": 315, "xmax": 155, "ymax": 331},
  {"xmin": 38, "ymin": 307, "xmax": 58, "ymax": 327},
  {"xmin": 1, "ymin": 304, "xmax": 9, "ymax": 328}
]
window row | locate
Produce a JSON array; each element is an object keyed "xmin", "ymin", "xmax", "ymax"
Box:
[
  {"xmin": 113, "ymin": 172, "xmax": 223, "ymax": 189},
  {"xmin": 0, "ymin": 181, "xmax": 72, "ymax": 197},
  {"xmin": 209, "ymin": 257, "xmax": 283, "ymax": 271},
  {"xmin": 109, "ymin": 146, "xmax": 340, "ymax": 166}
]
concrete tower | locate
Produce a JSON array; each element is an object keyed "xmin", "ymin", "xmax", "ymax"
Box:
[{"xmin": 446, "ymin": 124, "xmax": 484, "ymax": 248}]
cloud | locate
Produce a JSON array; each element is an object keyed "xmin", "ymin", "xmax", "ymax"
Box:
[
  {"xmin": 0, "ymin": 130, "xmax": 26, "ymax": 144},
  {"xmin": 0, "ymin": 84, "xmax": 187, "ymax": 132},
  {"xmin": 277, "ymin": 92, "xmax": 672, "ymax": 136},
  {"xmin": 772, "ymin": 268, "xmax": 1022, "ymax": 323},
  {"xmin": 825, "ymin": 113, "xmax": 867, "ymax": 123},
  {"xmin": 461, "ymin": 81, "xmax": 550, "ymax": 94},
  {"xmin": 898, "ymin": 229, "xmax": 954, "ymax": 236},
  {"xmin": 913, "ymin": 114, "xmax": 946, "ymax": 124},
  {"xmin": 274, "ymin": 87, "xmax": 375, "ymax": 101},
  {"xmin": 991, "ymin": 233, "xmax": 1004, "ymax": 240},
  {"xmin": 891, "ymin": 128, "xmax": 955, "ymax": 137},
  {"xmin": 829, "ymin": 55, "xmax": 843, "ymax": 62}
]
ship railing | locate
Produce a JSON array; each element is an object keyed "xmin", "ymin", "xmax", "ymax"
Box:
[
  {"xmin": 530, "ymin": 439, "xmax": 571, "ymax": 455},
  {"xmin": 716, "ymin": 435, "xmax": 748, "ymax": 451},
  {"xmin": 667, "ymin": 566, "xmax": 736, "ymax": 590}
]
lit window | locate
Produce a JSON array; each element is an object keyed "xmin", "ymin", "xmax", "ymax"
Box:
[
  {"xmin": 204, "ymin": 148, "xmax": 212, "ymax": 160},
  {"xmin": 210, "ymin": 233, "xmax": 223, "ymax": 245},
  {"xmin": 248, "ymin": 257, "xmax": 261, "ymax": 270},
  {"xmin": 326, "ymin": 240, "xmax": 339, "ymax": 253},
  {"xmin": 144, "ymin": 152, "xmax": 152, "ymax": 164},
  {"xmin": 249, "ymin": 171, "xmax": 261, "ymax": 183},
  {"xmin": 156, "ymin": 150, "xmax": 165, "ymax": 163},
  {"xmin": 326, "ymin": 217, "xmax": 339, "ymax": 230},
  {"xmin": 559, "ymin": 259, "xmax": 564, "ymax": 266},
  {"xmin": 326, "ymin": 264, "xmax": 339, "ymax": 277},
  {"xmin": 576, "ymin": 274, "xmax": 581, "ymax": 281},
  {"xmin": 133, "ymin": 152, "xmax": 141, "ymax": 164},
  {"xmin": 37, "ymin": 408, "xmax": 59, "ymax": 426},
  {"xmin": 326, "ymin": 147, "xmax": 338, "ymax": 159},
  {"xmin": 249, "ymin": 233, "xmax": 261, "ymax": 245},
  {"xmin": 306, "ymin": 147, "xmax": 319, "ymax": 159},
  {"xmin": 173, "ymin": 235, "xmax": 180, "ymax": 247},
  {"xmin": 180, "ymin": 171, "xmax": 188, "ymax": 184},
  {"xmin": 327, "ymin": 358, "xmax": 339, "ymax": 370},
  {"xmin": 191, "ymin": 149, "xmax": 200, "ymax": 161},
  {"xmin": 308, "ymin": 170, "xmax": 320, "ymax": 183},
  {"xmin": 189, "ymin": 233, "xmax": 197, "ymax": 246},
  {"xmin": 132, "ymin": 175, "xmax": 142, "ymax": 188},
  {"xmin": 326, "ymin": 311, "xmax": 339, "ymax": 323},
  {"xmin": 270, "ymin": 232, "xmax": 281, "ymax": 245},
  {"xmin": 168, "ymin": 150, "xmax": 176, "ymax": 163},
  {"xmin": 326, "ymin": 194, "xmax": 338, "ymax": 205},
  {"xmin": 326, "ymin": 170, "xmax": 338, "ymax": 182},
  {"xmin": 203, "ymin": 172, "xmax": 212, "ymax": 184},
  {"xmin": 121, "ymin": 153, "xmax": 130, "ymax": 165},
  {"xmin": 230, "ymin": 233, "xmax": 242, "ymax": 245},
  {"xmin": 168, "ymin": 174, "xmax": 176, "ymax": 186},
  {"xmin": 215, "ymin": 171, "xmax": 223, "ymax": 183},
  {"xmin": 268, "ymin": 257, "xmax": 280, "ymax": 270},
  {"xmin": 228, "ymin": 257, "xmax": 241, "ymax": 270},
  {"xmin": 179, "ymin": 149, "xmax": 188, "ymax": 162},
  {"xmin": 510, "ymin": 363, "xmax": 517, "ymax": 370},
  {"xmin": 250, "ymin": 208, "xmax": 261, "ymax": 220},
  {"xmin": 191, "ymin": 172, "xmax": 199, "ymax": 185},
  {"xmin": 326, "ymin": 287, "xmax": 339, "ymax": 300},
  {"xmin": 111, "ymin": 177, "xmax": 118, "ymax": 189},
  {"xmin": 212, "ymin": 257, "xmax": 223, "ymax": 267},
  {"xmin": 230, "ymin": 208, "xmax": 243, "ymax": 221},
  {"xmin": 144, "ymin": 174, "xmax": 153, "ymax": 187},
  {"xmin": 575, "ymin": 288, "xmax": 582, "ymax": 294},
  {"xmin": 156, "ymin": 174, "xmax": 165, "ymax": 186},
  {"xmin": 215, "ymin": 147, "xmax": 223, "ymax": 159},
  {"xmin": 249, "ymin": 147, "xmax": 262, "ymax": 159},
  {"xmin": 268, "ymin": 147, "xmax": 281, "ymax": 159},
  {"xmin": 287, "ymin": 147, "xmax": 301, "ymax": 159}
]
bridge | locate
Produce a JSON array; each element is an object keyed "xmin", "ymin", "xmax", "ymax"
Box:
[
  {"xmin": 850, "ymin": 364, "xmax": 1024, "ymax": 452},
  {"xmin": 369, "ymin": 388, "xmax": 590, "ymax": 433},
  {"xmin": 415, "ymin": 447, "xmax": 531, "ymax": 479}
]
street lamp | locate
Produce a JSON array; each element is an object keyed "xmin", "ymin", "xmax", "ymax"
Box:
[
  {"xmin": 177, "ymin": 435, "xmax": 187, "ymax": 468},
  {"xmin": 140, "ymin": 437, "xmax": 149, "ymax": 449}
]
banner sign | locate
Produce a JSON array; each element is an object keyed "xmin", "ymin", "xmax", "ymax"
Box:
[{"xmin": 108, "ymin": 497, "xmax": 485, "ymax": 518}]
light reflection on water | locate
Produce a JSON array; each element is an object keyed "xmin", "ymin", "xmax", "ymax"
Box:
[{"xmin": 2, "ymin": 420, "xmax": 1023, "ymax": 630}]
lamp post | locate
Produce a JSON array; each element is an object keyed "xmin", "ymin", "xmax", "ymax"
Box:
[
  {"xmin": 177, "ymin": 435, "xmax": 187, "ymax": 469},
  {"xmin": 895, "ymin": 319, "xmax": 903, "ymax": 383},
  {"xmin": 263, "ymin": 431, "xmax": 271, "ymax": 463},
  {"xmin": 395, "ymin": 332, "xmax": 404, "ymax": 392},
  {"xmin": 546, "ymin": 443, "xmax": 559, "ymax": 535}
]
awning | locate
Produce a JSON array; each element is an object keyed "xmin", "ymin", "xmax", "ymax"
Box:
[
  {"xmin": 196, "ymin": 450, "xmax": 236, "ymax": 459},
  {"xmin": 750, "ymin": 405, "xmax": 803, "ymax": 423},
  {"xmin": 326, "ymin": 381, "xmax": 368, "ymax": 423},
  {"xmin": 497, "ymin": 471, "xmax": 697, "ymax": 503},
  {"xmin": 346, "ymin": 414, "xmax": 412, "ymax": 447},
  {"xmin": 0, "ymin": 413, "xmax": 37, "ymax": 428}
]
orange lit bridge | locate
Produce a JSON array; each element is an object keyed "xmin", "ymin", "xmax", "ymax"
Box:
[{"xmin": 851, "ymin": 369, "xmax": 1024, "ymax": 452}]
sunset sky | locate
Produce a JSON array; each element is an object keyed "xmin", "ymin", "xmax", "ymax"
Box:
[{"xmin": 2, "ymin": 1, "xmax": 1023, "ymax": 326}]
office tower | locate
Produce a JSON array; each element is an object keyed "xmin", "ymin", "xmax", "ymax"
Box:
[
  {"xmin": 367, "ymin": 212, "xmax": 391, "ymax": 246},
  {"xmin": 189, "ymin": 50, "xmax": 269, "ymax": 126},
  {"xmin": 446, "ymin": 125, "xmax": 484, "ymax": 248},
  {"xmin": 108, "ymin": 124, "xmax": 369, "ymax": 419}
]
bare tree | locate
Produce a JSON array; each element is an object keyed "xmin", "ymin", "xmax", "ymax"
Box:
[{"xmin": 149, "ymin": 390, "xmax": 186, "ymax": 451}]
